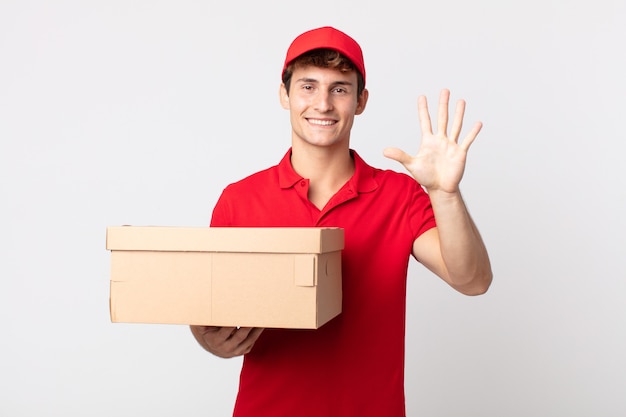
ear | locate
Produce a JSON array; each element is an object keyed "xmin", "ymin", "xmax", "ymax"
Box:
[
  {"xmin": 279, "ymin": 83, "xmax": 290, "ymax": 109},
  {"xmin": 355, "ymin": 88, "xmax": 369, "ymax": 115}
]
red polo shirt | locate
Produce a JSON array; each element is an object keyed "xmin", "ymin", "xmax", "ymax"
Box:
[{"xmin": 211, "ymin": 148, "xmax": 436, "ymax": 417}]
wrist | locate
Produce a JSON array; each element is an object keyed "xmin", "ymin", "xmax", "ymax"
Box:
[{"xmin": 425, "ymin": 187, "xmax": 462, "ymax": 202}]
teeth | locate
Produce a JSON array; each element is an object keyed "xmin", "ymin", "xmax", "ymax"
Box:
[{"xmin": 309, "ymin": 119, "xmax": 335, "ymax": 126}]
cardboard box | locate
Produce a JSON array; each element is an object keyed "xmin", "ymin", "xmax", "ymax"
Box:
[{"xmin": 106, "ymin": 226, "xmax": 343, "ymax": 329}]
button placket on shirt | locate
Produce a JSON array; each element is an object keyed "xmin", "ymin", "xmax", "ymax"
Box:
[{"xmin": 316, "ymin": 184, "xmax": 358, "ymax": 223}]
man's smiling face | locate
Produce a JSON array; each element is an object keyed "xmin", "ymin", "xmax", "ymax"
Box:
[{"xmin": 280, "ymin": 65, "xmax": 367, "ymax": 150}]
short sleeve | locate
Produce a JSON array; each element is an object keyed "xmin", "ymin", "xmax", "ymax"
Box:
[{"xmin": 407, "ymin": 182, "xmax": 437, "ymax": 241}]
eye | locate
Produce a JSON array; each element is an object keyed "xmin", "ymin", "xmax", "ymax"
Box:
[{"xmin": 332, "ymin": 87, "xmax": 348, "ymax": 94}]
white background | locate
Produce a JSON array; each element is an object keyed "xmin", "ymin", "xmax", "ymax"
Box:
[{"xmin": 1, "ymin": 1, "xmax": 625, "ymax": 416}]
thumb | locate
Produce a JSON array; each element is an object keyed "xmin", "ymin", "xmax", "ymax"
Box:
[{"xmin": 383, "ymin": 147, "xmax": 412, "ymax": 165}]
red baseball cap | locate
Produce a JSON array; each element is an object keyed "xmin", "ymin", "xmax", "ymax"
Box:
[{"xmin": 282, "ymin": 26, "xmax": 366, "ymax": 86}]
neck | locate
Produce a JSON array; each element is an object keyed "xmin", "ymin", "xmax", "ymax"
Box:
[
  {"xmin": 290, "ymin": 142, "xmax": 355, "ymax": 209},
  {"xmin": 291, "ymin": 142, "xmax": 353, "ymax": 180}
]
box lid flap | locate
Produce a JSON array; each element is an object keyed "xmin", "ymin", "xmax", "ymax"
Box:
[{"xmin": 106, "ymin": 226, "xmax": 344, "ymax": 253}]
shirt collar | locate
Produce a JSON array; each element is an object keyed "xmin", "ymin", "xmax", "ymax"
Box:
[{"xmin": 278, "ymin": 148, "xmax": 378, "ymax": 194}]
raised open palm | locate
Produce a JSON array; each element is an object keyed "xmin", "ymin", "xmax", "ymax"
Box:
[{"xmin": 384, "ymin": 89, "xmax": 482, "ymax": 194}]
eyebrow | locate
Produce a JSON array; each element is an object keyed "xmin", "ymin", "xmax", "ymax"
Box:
[{"xmin": 295, "ymin": 77, "xmax": 354, "ymax": 87}]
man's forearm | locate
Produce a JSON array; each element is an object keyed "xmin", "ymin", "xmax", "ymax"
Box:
[{"xmin": 428, "ymin": 189, "xmax": 492, "ymax": 295}]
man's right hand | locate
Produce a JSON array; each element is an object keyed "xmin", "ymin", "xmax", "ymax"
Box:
[{"xmin": 190, "ymin": 326, "xmax": 264, "ymax": 358}]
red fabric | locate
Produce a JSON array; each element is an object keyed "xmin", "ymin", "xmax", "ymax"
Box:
[
  {"xmin": 282, "ymin": 26, "xmax": 366, "ymax": 85},
  {"xmin": 211, "ymin": 149, "xmax": 436, "ymax": 417}
]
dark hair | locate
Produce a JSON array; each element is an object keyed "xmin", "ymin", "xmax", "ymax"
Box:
[{"xmin": 282, "ymin": 49, "xmax": 365, "ymax": 96}]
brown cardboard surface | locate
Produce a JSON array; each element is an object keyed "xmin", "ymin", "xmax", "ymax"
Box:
[
  {"xmin": 106, "ymin": 226, "xmax": 344, "ymax": 253},
  {"xmin": 107, "ymin": 226, "xmax": 343, "ymax": 329}
]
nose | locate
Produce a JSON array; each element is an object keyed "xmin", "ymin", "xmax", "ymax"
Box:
[{"xmin": 313, "ymin": 90, "xmax": 333, "ymax": 112}]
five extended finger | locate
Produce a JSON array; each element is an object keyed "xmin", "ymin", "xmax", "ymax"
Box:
[
  {"xmin": 418, "ymin": 95, "xmax": 433, "ymax": 135},
  {"xmin": 449, "ymin": 99, "xmax": 466, "ymax": 142},
  {"xmin": 461, "ymin": 121, "xmax": 483, "ymax": 151},
  {"xmin": 383, "ymin": 147, "xmax": 412, "ymax": 166},
  {"xmin": 437, "ymin": 89, "xmax": 450, "ymax": 136}
]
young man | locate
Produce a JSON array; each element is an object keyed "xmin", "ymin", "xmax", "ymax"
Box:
[{"xmin": 191, "ymin": 26, "xmax": 492, "ymax": 416}]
